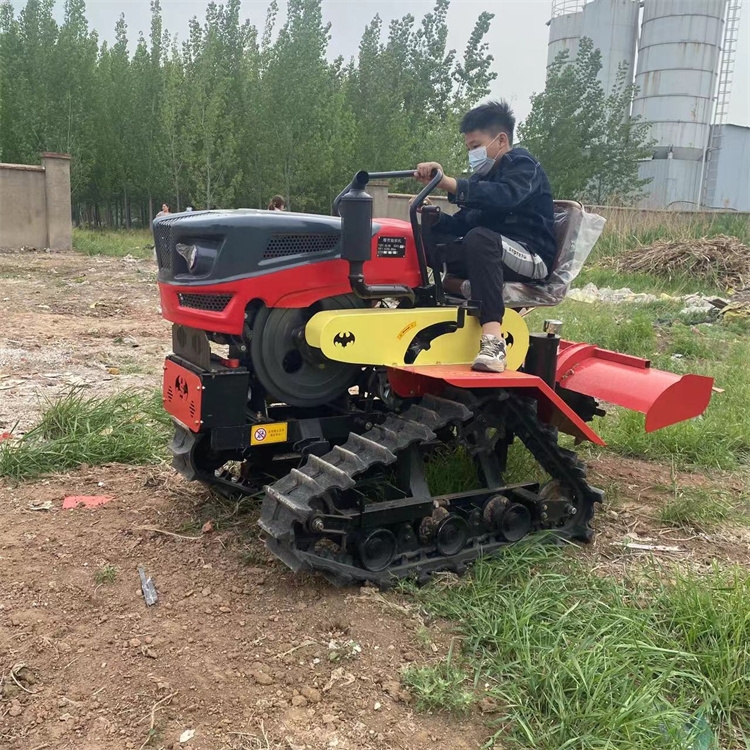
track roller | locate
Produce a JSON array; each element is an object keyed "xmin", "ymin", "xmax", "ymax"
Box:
[
  {"xmin": 435, "ymin": 515, "xmax": 470, "ymax": 556},
  {"xmin": 358, "ymin": 529, "xmax": 398, "ymax": 572}
]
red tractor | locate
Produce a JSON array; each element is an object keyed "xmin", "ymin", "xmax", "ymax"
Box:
[{"xmin": 154, "ymin": 169, "xmax": 713, "ymax": 585}]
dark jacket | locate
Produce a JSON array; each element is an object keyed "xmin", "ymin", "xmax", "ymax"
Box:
[{"xmin": 436, "ymin": 147, "xmax": 557, "ymax": 273}]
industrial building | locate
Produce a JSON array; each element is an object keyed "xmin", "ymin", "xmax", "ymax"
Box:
[{"xmin": 546, "ymin": 0, "xmax": 749, "ymax": 210}]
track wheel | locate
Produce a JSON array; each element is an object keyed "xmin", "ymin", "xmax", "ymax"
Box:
[
  {"xmin": 358, "ymin": 529, "xmax": 397, "ymax": 572},
  {"xmin": 483, "ymin": 496, "xmax": 532, "ymax": 542},
  {"xmin": 435, "ymin": 515, "xmax": 470, "ymax": 556}
]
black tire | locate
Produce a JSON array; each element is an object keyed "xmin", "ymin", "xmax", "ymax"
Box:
[{"xmin": 250, "ymin": 295, "xmax": 364, "ymax": 408}]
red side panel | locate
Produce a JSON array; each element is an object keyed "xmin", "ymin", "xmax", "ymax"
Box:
[
  {"xmin": 556, "ymin": 340, "xmax": 714, "ymax": 432},
  {"xmin": 163, "ymin": 359, "xmax": 202, "ymax": 431},
  {"xmin": 387, "ymin": 364, "xmax": 606, "ymax": 446},
  {"xmin": 160, "ymin": 219, "xmax": 422, "ymax": 335}
]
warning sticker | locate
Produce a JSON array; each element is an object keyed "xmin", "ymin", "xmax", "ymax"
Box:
[{"xmin": 251, "ymin": 422, "xmax": 288, "ymax": 446}]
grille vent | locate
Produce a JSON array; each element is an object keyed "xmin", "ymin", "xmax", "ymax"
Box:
[
  {"xmin": 262, "ymin": 233, "xmax": 339, "ymax": 260},
  {"xmin": 177, "ymin": 293, "xmax": 232, "ymax": 312},
  {"xmin": 153, "ymin": 217, "xmax": 182, "ymax": 270}
]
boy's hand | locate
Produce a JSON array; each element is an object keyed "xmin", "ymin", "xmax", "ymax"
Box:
[
  {"xmin": 414, "ymin": 162, "xmax": 457, "ymax": 195},
  {"xmin": 414, "ymin": 162, "xmax": 443, "ymax": 183},
  {"xmin": 408, "ymin": 196, "xmax": 432, "ymax": 213}
]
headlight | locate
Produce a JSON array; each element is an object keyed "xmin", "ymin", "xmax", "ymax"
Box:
[{"xmin": 176, "ymin": 243, "xmax": 198, "ymax": 271}]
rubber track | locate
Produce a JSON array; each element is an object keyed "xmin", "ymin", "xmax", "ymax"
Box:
[
  {"xmin": 258, "ymin": 391, "xmax": 602, "ymax": 585},
  {"xmin": 505, "ymin": 394, "xmax": 602, "ymax": 541}
]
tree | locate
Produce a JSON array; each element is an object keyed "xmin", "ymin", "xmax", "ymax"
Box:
[
  {"xmin": 518, "ymin": 37, "xmax": 653, "ymax": 205},
  {"xmin": 0, "ymin": 0, "xmax": 501, "ymax": 224}
]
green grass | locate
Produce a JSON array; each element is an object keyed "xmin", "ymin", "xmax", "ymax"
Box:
[
  {"xmin": 94, "ymin": 564, "xmax": 118, "ymax": 584},
  {"xmin": 406, "ymin": 543, "xmax": 749, "ymax": 749},
  {"xmin": 0, "ymin": 390, "xmax": 170, "ymax": 480},
  {"xmin": 525, "ymin": 299, "xmax": 750, "ymax": 470},
  {"xmin": 73, "ymin": 228, "xmax": 153, "ymax": 259},
  {"xmin": 657, "ymin": 486, "xmax": 749, "ymax": 532},
  {"xmin": 402, "ymin": 642, "xmax": 475, "ymax": 715}
]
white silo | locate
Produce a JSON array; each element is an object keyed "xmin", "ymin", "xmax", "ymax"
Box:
[
  {"xmin": 581, "ymin": 0, "xmax": 640, "ymax": 95},
  {"xmin": 546, "ymin": 0, "xmax": 640, "ymax": 95},
  {"xmin": 633, "ymin": 0, "xmax": 727, "ymax": 207},
  {"xmin": 547, "ymin": 2, "xmax": 584, "ymax": 70}
]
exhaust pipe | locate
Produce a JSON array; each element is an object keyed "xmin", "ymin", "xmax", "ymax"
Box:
[{"xmin": 337, "ymin": 171, "xmax": 415, "ymax": 302}]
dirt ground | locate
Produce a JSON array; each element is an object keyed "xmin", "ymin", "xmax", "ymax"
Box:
[{"xmin": 1, "ymin": 249, "xmax": 748, "ymax": 749}]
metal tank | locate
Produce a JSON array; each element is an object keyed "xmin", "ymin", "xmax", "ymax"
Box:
[
  {"xmin": 633, "ymin": 0, "xmax": 726, "ymax": 159},
  {"xmin": 547, "ymin": 0, "xmax": 640, "ymax": 94},
  {"xmin": 581, "ymin": 0, "xmax": 640, "ymax": 94},
  {"xmin": 633, "ymin": 0, "xmax": 726, "ymax": 207},
  {"xmin": 547, "ymin": 2, "xmax": 584, "ymax": 70}
]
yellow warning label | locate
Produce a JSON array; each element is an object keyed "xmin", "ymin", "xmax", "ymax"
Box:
[
  {"xmin": 396, "ymin": 321, "xmax": 417, "ymax": 340},
  {"xmin": 251, "ymin": 422, "xmax": 288, "ymax": 446}
]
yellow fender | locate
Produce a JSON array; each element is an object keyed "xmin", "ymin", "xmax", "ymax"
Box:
[{"xmin": 306, "ymin": 307, "xmax": 529, "ymax": 370}]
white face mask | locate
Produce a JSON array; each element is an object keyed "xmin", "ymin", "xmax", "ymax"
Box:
[{"xmin": 468, "ymin": 134, "xmax": 502, "ymax": 175}]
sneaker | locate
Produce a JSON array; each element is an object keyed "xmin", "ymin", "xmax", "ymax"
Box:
[{"xmin": 472, "ymin": 334, "xmax": 507, "ymax": 373}]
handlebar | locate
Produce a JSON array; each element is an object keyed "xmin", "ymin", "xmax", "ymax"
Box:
[
  {"xmin": 333, "ymin": 169, "xmax": 443, "ymax": 217},
  {"xmin": 333, "ymin": 168, "xmax": 444, "ymax": 290}
]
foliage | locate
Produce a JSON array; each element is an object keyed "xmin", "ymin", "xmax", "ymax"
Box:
[
  {"xmin": 519, "ymin": 38, "xmax": 654, "ymax": 205},
  {"xmin": 94, "ymin": 564, "xmax": 118, "ymax": 584},
  {"xmin": 410, "ymin": 543, "xmax": 750, "ymax": 748},
  {"xmin": 0, "ymin": 0, "xmax": 496, "ymax": 222},
  {"xmin": 73, "ymin": 227, "xmax": 153, "ymax": 258},
  {"xmin": 0, "ymin": 390, "xmax": 170, "ymax": 480}
]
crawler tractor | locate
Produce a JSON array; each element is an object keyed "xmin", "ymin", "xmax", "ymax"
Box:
[{"xmin": 154, "ymin": 170, "xmax": 714, "ymax": 585}]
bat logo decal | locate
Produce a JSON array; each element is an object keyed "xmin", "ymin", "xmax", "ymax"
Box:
[
  {"xmin": 333, "ymin": 331, "xmax": 356, "ymax": 348},
  {"xmin": 175, "ymin": 375, "xmax": 189, "ymax": 399},
  {"xmin": 503, "ymin": 332, "xmax": 514, "ymax": 348}
]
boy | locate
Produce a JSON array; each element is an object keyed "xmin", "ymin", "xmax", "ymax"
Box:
[{"xmin": 414, "ymin": 100, "xmax": 556, "ymax": 372}]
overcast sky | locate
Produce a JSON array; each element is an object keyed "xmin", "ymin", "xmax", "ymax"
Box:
[{"xmin": 16, "ymin": 0, "xmax": 750, "ymax": 127}]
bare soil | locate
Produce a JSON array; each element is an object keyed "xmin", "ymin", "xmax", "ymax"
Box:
[{"xmin": 1, "ymin": 249, "xmax": 747, "ymax": 749}]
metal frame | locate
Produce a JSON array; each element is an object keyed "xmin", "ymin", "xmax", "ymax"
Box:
[
  {"xmin": 700, "ymin": 0, "xmax": 743, "ymax": 207},
  {"xmin": 551, "ymin": 0, "xmax": 586, "ymax": 18}
]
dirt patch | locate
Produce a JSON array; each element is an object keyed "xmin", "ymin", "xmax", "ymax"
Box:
[
  {"xmin": 587, "ymin": 454, "xmax": 750, "ymax": 574},
  {"xmin": 0, "ymin": 249, "xmax": 167, "ymax": 433},
  {"xmin": 0, "ymin": 467, "xmax": 486, "ymax": 750}
]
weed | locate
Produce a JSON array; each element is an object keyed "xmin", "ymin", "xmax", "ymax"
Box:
[
  {"xmin": 402, "ymin": 642, "xmax": 474, "ymax": 715},
  {"xmin": 415, "ymin": 626, "xmax": 433, "ymax": 649},
  {"xmin": 410, "ymin": 543, "xmax": 749, "ymax": 748},
  {"xmin": 0, "ymin": 390, "xmax": 170, "ymax": 480},
  {"xmin": 655, "ymin": 568, "xmax": 750, "ymax": 736},
  {"xmin": 94, "ymin": 564, "xmax": 117, "ymax": 584},
  {"xmin": 425, "ymin": 446, "xmax": 481, "ymax": 495}
]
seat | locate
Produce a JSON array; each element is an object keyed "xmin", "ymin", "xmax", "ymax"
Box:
[{"xmin": 445, "ymin": 201, "xmax": 606, "ymax": 309}]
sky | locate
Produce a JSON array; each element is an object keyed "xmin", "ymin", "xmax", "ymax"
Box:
[{"xmin": 13, "ymin": 0, "xmax": 750, "ymax": 127}]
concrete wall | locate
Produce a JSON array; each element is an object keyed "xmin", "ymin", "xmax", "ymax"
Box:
[
  {"xmin": 0, "ymin": 153, "xmax": 72, "ymax": 250},
  {"xmin": 369, "ymin": 183, "xmax": 458, "ymax": 223},
  {"xmin": 370, "ymin": 182, "xmax": 749, "ymax": 231}
]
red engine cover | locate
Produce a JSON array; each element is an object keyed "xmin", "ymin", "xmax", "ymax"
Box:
[{"xmin": 159, "ymin": 218, "xmax": 420, "ymax": 335}]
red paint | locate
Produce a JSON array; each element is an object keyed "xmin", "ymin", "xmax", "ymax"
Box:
[
  {"xmin": 159, "ymin": 220, "xmax": 421, "ymax": 334},
  {"xmin": 163, "ymin": 359, "xmax": 203, "ymax": 431},
  {"xmin": 62, "ymin": 495, "xmax": 112, "ymax": 510},
  {"xmin": 387, "ymin": 364, "xmax": 605, "ymax": 446},
  {"xmin": 217, "ymin": 357, "xmax": 240, "ymax": 369},
  {"xmin": 556, "ymin": 344, "xmax": 714, "ymax": 432}
]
